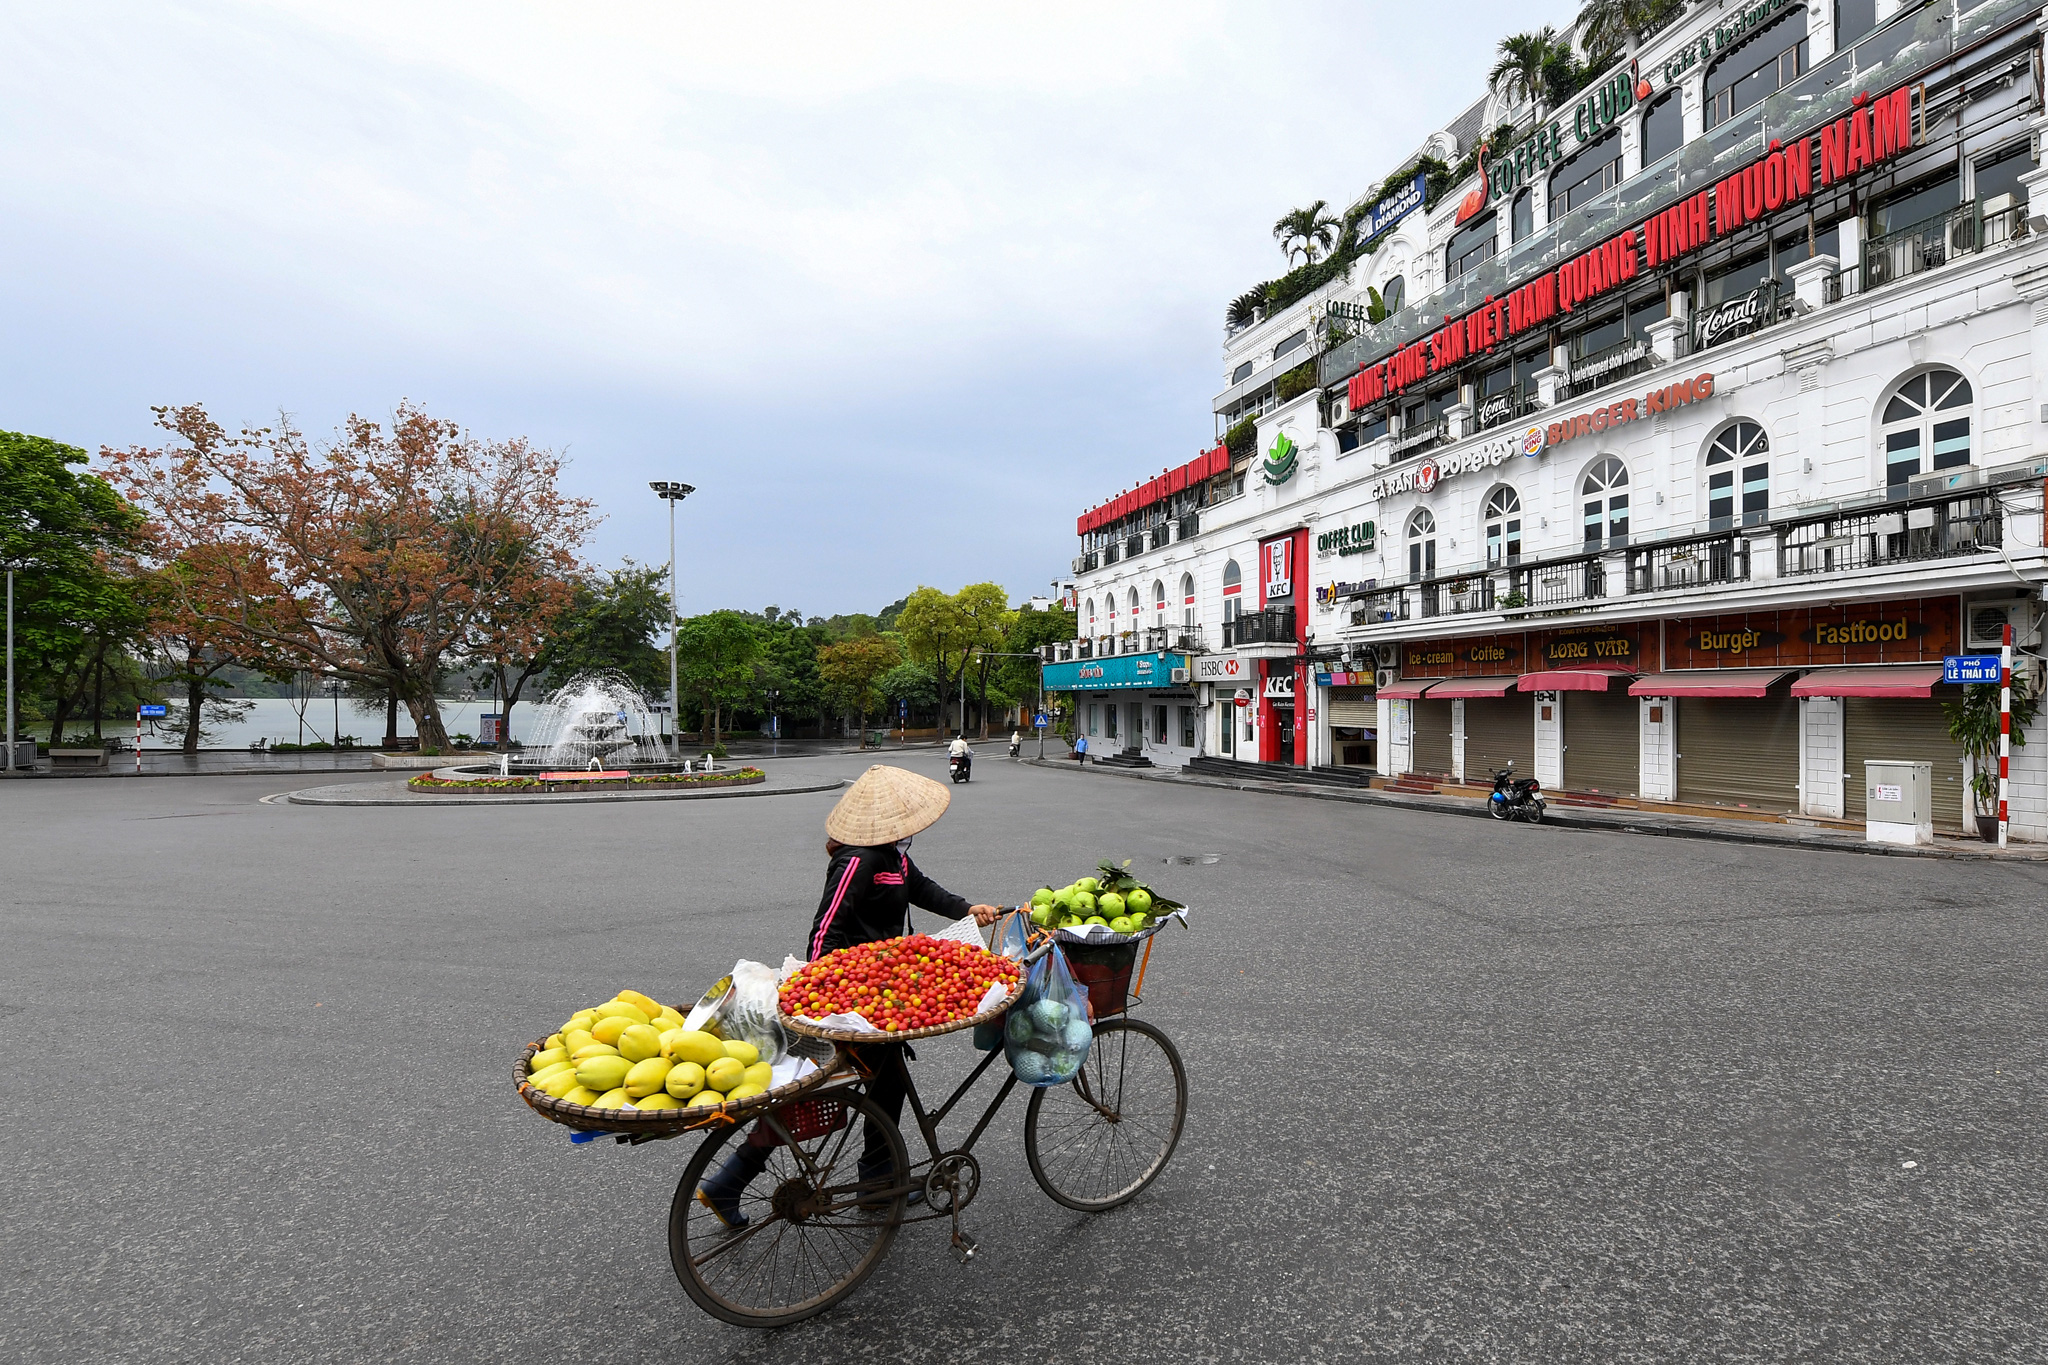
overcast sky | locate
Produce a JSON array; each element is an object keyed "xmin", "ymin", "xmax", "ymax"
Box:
[{"xmin": 2, "ymin": 1, "xmax": 1566, "ymax": 618}]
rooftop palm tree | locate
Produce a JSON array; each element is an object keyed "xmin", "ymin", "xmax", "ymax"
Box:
[
  {"xmin": 1576, "ymin": 0, "xmax": 1680, "ymax": 61},
  {"xmin": 1490, "ymin": 27, "xmax": 1568, "ymax": 109},
  {"xmin": 1273, "ymin": 200, "xmax": 1340, "ymax": 269}
]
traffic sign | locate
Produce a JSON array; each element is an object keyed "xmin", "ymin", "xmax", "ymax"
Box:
[
  {"xmin": 1943, "ymin": 655, "xmax": 2002, "ymax": 684},
  {"xmin": 1033, "ymin": 712, "xmax": 1048, "ymax": 728},
  {"xmin": 139, "ymin": 704, "xmax": 168, "ymax": 718}
]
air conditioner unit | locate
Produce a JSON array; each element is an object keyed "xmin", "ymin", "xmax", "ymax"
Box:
[
  {"xmin": 1170, "ymin": 667, "xmax": 1190, "ymax": 684},
  {"xmin": 1965, "ymin": 597, "xmax": 2040, "ymax": 650},
  {"xmin": 1376, "ymin": 668, "xmax": 1398, "ymax": 689}
]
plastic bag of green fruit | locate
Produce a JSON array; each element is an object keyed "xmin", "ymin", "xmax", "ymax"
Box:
[{"xmin": 1026, "ymin": 858, "xmax": 1184, "ymax": 936}]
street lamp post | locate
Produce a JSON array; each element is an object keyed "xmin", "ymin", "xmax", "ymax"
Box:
[
  {"xmin": 767, "ymin": 688, "xmax": 779, "ymax": 758},
  {"xmin": 4, "ymin": 565, "xmax": 14, "ymax": 773},
  {"xmin": 648, "ymin": 481, "xmax": 695, "ymax": 755}
]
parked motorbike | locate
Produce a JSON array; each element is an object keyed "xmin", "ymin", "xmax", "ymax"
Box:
[
  {"xmin": 1486, "ymin": 760, "xmax": 1544, "ymax": 823},
  {"xmin": 948, "ymin": 751, "xmax": 972, "ymax": 783}
]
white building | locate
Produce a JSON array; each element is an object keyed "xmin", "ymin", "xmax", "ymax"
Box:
[{"xmin": 1043, "ymin": 0, "xmax": 2048, "ymax": 839}]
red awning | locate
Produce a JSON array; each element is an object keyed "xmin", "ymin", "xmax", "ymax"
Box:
[
  {"xmin": 1519, "ymin": 661, "xmax": 1635, "ymax": 692},
  {"xmin": 1790, "ymin": 666, "xmax": 1947, "ymax": 698},
  {"xmin": 1628, "ymin": 669, "xmax": 1794, "ymax": 698},
  {"xmin": 1377, "ymin": 678, "xmax": 1442, "ymax": 700},
  {"xmin": 1425, "ymin": 675, "xmax": 1520, "ymax": 699}
]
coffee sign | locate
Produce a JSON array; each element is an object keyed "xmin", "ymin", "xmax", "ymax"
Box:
[{"xmin": 1316, "ymin": 520, "xmax": 1376, "ymax": 557}]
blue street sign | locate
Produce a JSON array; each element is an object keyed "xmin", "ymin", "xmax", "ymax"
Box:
[
  {"xmin": 1944, "ymin": 654, "xmax": 2002, "ymax": 684},
  {"xmin": 139, "ymin": 704, "xmax": 168, "ymax": 717},
  {"xmin": 1033, "ymin": 712, "xmax": 1049, "ymax": 728}
]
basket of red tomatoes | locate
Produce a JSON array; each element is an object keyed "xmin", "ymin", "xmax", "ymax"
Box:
[{"xmin": 779, "ymin": 934, "xmax": 1024, "ymax": 1041}]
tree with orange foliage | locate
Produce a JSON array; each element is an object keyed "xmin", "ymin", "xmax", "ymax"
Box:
[{"xmin": 106, "ymin": 402, "xmax": 595, "ymax": 750}]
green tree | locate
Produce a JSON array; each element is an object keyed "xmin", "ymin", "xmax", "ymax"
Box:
[
  {"xmin": 0, "ymin": 430, "xmax": 148, "ymax": 745},
  {"xmin": 1272, "ymin": 200, "xmax": 1340, "ymax": 268},
  {"xmin": 896, "ymin": 582, "xmax": 1013, "ymax": 735},
  {"xmin": 675, "ymin": 610, "xmax": 763, "ymax": 747},
  {"xmin": 819, "ymin": 634, "xmax": 902, "ymax": 746},
  {"xmin": 750, "ymin": 611, "xmax": 828, "ymax": 735},
  {"xmin": 994, "ymin": 603, "xmax": 1077, "ymax": 722},
  {"xmin": 881, "ymin": 657, "xmax": 939, "ymax": 732},
  {"xmin": 1575, "ymin": 0, "xmax": 1679, "ymax": 61},
  {"xmin": 1945, "ymin": 678, "xmax": 2041, "ymax": 818},
  {"xmin": 1490, "ymin": 27, "xmax": 1567, "ymax": 108}
]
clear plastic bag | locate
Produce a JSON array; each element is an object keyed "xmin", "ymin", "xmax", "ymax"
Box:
[
  {"xmin": 1002, "ymin": 947, "xmax": 1094, "ymax": 1087},
  {"xmin": 972, "ymin": 912, "xmax": 1035, "ymax": 1051},
  {"xmin": 718, "ymin": 960, "xmax": 789, "ymax": 1064}
]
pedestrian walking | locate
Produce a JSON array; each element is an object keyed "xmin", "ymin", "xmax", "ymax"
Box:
[{"xmin": 1074, "ymin": 733, "xmax": 1088, "ymax": 765}]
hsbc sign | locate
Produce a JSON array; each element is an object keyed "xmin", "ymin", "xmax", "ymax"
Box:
[{"xmin": 1193, "ymin": 653, "xmax": 1247, "ymax": 683}]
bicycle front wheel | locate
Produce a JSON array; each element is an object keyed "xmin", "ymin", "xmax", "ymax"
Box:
[
  {"xmin": 1023, "ymin": 1016, "xmax": 1187, "ymax": 1212},
  {"xmin": 669, "ymin": 1088, "xmax": 907, "ymax": 1328}
]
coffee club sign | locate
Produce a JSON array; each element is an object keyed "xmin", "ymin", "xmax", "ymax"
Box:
[
  {"xmin": 1346, "ymin": 84, "xmax": 1917, "ymax": 413},
  {"xmin": 1316, "ymin": 519, "xmax": 1376, "ymax": 557}
]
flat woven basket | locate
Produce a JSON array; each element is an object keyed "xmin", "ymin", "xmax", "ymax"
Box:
[
  {"xmin": 515, "ymin": 1036, "xmax": 848, "ymax": 1137},
  {"xmin": 781, "ymin": 981, "xmax": 1023, "ymax": 1045}
]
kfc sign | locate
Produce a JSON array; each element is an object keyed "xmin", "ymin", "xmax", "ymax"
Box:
[{"xmin": 1263, "ymin": 539, "xmax": 1292, "ymax": 599}]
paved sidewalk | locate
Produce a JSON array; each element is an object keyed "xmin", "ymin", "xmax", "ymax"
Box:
[{"xmin": 1026, "ymin": 757, "xmax": 2048, "ymax": 862}]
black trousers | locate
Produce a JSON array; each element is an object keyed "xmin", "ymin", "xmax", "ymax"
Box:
[{"xmin": 852, "ymin": 1042, "xmax": 911, "ymax": 1169}]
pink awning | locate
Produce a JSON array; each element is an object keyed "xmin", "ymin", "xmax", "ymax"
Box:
[
  {"xmin": 1377, "ymin": 678, "xmax": 1442, "ymax": 700},
  {"xmin": 1426, "ymin": 675, "xmax": 1521, "ymax": 699},
  {"xmin": 1789, "ymin": 666, "xmax": 1946, "ymax": 698},
  {"xmin": 1518, "ymin": 661, "xmax": 1635, "ymax": 692},
  {"xmin": 1628, "ymin": 669, "xmax": 1795, "ymax": 698}
]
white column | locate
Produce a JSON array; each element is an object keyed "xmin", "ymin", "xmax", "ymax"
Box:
[
  {"xmin": 1801, "ymin": 697, "xmax": 1845, "ymax": 819},
  {"xmin": 1452, "ymin": 698, "xmax": 1467, "ymax": 783},
  {"xmin": 1784, "ymin": 253, "xmax": 1840, "ymax": 313},
  {"xmin": 1639, "ymin": 696, "xmax": 1676, "ymax": 803},
  {"xmin": 1836, "ymin": 216, "xmax": 1864, "ymax": 294},
  {"xmin": 1646, "ymin": 315, "xmax": 1689, "ymax": 364},
  {"xmin": 1534, "ymin": 691, "xmax": 1563, "ymax": 789}
]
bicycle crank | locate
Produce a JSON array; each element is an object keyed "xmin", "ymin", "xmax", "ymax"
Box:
[{"xmin": 921, "ymin": 1152, "xmax": 981, "ymax": 1215}]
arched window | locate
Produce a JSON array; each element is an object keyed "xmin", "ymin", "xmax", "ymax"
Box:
[
  {"xmin": 1706, "ymin": 421, "xmax": 1770, "ymax": 527},
  {"xmin": 1581, "ymin": 457, "xmax": 1630, "ymax": 546},
  {"xmin": 1510, "ymin": 189, "xmax": 1533, "ymax": 244},
  {"xmin": 1379, "ymin": 276, "xmax": 1405, "ymax": 314},
  {"xmin": 1550, "ymin": 130, "xmax": 1621, "ymax": 217},
  {"xmin": 1640, "ymin": 90, "xmax": 1683, "ymax": 165},
  {"xmin": 1151, "ymin": 579, "xmax": 1166, "ymax": 627},
  {"xmin": 1106, "ymin": 591, "xmax": 1118, "ymax": 629},
  {"xmin": 1406, "ymin": 509, "xmax": 1437, "ymax": 577},
  {"xmin": 1483, "ymin": 486, "xmax": 1522, "ymax": 566},
  {"xmin": 1446, "ymin": 212, "xmax": 1497, "ymax": 282},
  {"xmin": 1882, "ymin": 368, "xmax": 1972, "ymax": 489},
  {"xmin": 1126, "ymin": 587, "xmax": 1140, "ymax": 631},
  {"xmin": 1085, "ymin": 597, "xmax": 1096, "ymax": 631},
  {"xmin": 1222, "ymin": 559, "xmax": 1243, "ymax": 623},
  {"xmin": 1706, "ymin": 6, "xmax": 1806, "ymax": 129}
]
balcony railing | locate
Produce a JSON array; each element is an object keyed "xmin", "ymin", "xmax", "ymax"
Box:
[
  {"xmin": 1388, "ymin": 417, "xmax": 1449, "ymax": 459},
  {"xmin": 1140, "ymin": 626, "xmax": 1172, "ymax": 652},
  {"xmin": 1101, "ymin": 542, "xmax": 1120, "ymax": 565},
  {"xmin": 1693, "ymin": 281, "xmax": 1787, "ymax": 354},
  {"xmin": 1779, "ymin": 488, "xmax": 2003, "ymax": 577},
  {"xmin": 1510, "ymin": 554, "xmax": 1607, "ymax": 609},
  {"xmin": 1170, "ymin": 624, "xmax": 1207, "ymax": 653},
  {"xmin": 1862, "ymin": 202, "xmax": 2026, "ymax": 291},
  {"xmin": 1349, "ymin": 591, "xmax": 1410, "ymax": 626},
  {"xmin": 1565, "ymin": 338, "xmax": 1653, "ymax": 395},
  {"xmin": 1420, "ymin": 575, "xmax": 1496, "ymax": 618},
  {"xmin": 1149, "ymin": 527, "xmax": 1171, "ymax": 551},
  {"xmin": 1177, "ymin": 513, "xmax": 1200, "ymax": 541},
  {"xmin": 1222, "ymin": 607, "xmax": 1296, "ymax": 648},
  {"xmin": 1124, "ymin": 534, "xmax": 1144, "ymax": 559},
  {"xmin": 1071, "ymin": 551, "xmax": 1099, "ymax": 574},
  {"xmin": 1473, "ymin": 385, "xmax": 1537, "ymax": 433},
  {"xmin": 1626, "ymin": 533, "xmax": 1752, "ymax": 592}
]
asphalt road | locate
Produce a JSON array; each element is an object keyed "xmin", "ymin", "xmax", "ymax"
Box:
[{"xmin": 3, "ymin": 753, "xmax": 2043, "ymax": 1363}]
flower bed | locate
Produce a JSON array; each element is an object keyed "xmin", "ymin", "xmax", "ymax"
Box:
[{"xmin": 408, "ymin": 767, "xmax": 767, "ymax": 794}]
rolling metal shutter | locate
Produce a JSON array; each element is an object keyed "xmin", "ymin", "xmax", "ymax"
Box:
[
  {"xmin": 1676, "ymin": 696, "xmax": 1800, "ymax": 813},
  {"xmin": 1843, "ymin": 695, "xmax": 1967, "ymax": 829},
  {"xmin": 1410, "ymin": 698, "xmax": 1454, "ymax": 776},
  {"xmin": 1327, "ymin": 687, "xmax": 1377, "ymax": 727},
  {"xmin": 1461, "ymin": 697, "xmax": 1532, "ymax": 781},
  {"xmin": 1562, "ymin": 687, "xmax": 1639, "ymax": 797}
]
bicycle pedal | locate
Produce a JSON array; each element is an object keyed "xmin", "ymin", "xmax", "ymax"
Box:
[{"xmin": 951, "ymin": 1233, "xmax": 978, "ymax": 1264}]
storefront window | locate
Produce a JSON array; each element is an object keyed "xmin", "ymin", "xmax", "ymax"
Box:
[
  {"xmin": 1872, "ymin": 170, "xmax": 1958, "ymax": 236},
  {"xmin": 1974, "ymin": 142, "xmax": 2031, "ymax": 206},
  {"xmin": 1706, "ymin": 7, "xmax": 1806, "ymax": 129},
  {"xmin": 1105, "ymin": 704, "xmax": 1118, "ymax": 740},
  {"xmin": 1484, "ymin": 486, "xmax": 1522, "ymax": 566},
  {"xmin": 1219, "ymin": 703, "xmax": 1234, "ymax": 754},
  {"xmin": 1154, "ymin": 706, "xmax": 1167, "ymax": 742},
  {"xmin": 1446, "ymin": 211, "xmax": 1497, "ymax": 282},
  {"xmin": 1581, "ymin": 457, "xmax": 1630, "ymax": 546},
  {"xmin": 1882, "ymin": 368, "xmax": 1972, "ymax": 488},
  {"xmin": 1706, "ymin": 421, "xmax": 1770, "ymax": 528},
  {"xmin": 1640, "ymin": 90, "xmax": 1682, "ymax": 165},
  {"xmin": 1549, "ymin": 129, "xmax": 1622, "ymax": 217},
  {"xmin": 1406, "ymin": 509, "xmax": 1437, "ymax": 578},
  {"xmin": 1180, "ymin": 706, "xmax": 1196, "ymax": 747},
  {"xmin": 1088, "ymin": 703, "xmax": 1099, "ymax": 736}
]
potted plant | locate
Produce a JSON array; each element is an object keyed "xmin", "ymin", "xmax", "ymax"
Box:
[{"xmin": 1943, "ymin": 675, "xmax": 2039, "ymax": 841}]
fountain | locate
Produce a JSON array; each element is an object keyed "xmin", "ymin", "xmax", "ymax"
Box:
[{"xmin": 515, "ymin": 672, "xmax": 675, "ymax": 771}]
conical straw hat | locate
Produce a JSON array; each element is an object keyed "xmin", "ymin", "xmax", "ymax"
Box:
[{"xmin": 825, "ymin": 765, "xmax": 952, "ymax": 846}]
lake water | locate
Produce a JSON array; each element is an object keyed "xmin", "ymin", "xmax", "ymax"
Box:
[{"xmin": 107, "ymin": 697, "xmax": 633, "ymax": 749}]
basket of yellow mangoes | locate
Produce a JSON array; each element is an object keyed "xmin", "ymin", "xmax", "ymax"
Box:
[{"xmin": 516, "ymin": 987, "xmax": 846, "ymax": 1137}]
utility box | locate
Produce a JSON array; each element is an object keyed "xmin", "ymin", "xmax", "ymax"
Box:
[{"xmin": 1864, "ymin": 760, "xmax": 1933, "ymax": 846}]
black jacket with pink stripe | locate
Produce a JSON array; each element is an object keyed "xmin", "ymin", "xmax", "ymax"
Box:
[{"xmin": 805, "ymin": 843, "xmax": 972, "ymax": 960}]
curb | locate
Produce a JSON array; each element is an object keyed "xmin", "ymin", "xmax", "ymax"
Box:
[
  {"xmin": 1018, "ymin": 759, "xmax": 2045, "ymax": 862},
  {"xmin": 282, "ymin": 777, "xmax": 849, "ymax": 807}
]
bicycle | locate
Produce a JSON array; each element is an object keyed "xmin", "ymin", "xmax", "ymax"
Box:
[{"xmin": 666, "ymin": 934, "xmax": 1187, "ymax": 1328}]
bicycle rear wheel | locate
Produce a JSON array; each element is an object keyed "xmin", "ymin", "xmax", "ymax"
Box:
[
  {"xmin": 1023, "ymin": 1016, "xmax": 1187, "ymax": 1212},
  {"xmin": 669, "ymin": 1089, "xmax": 908, "ymax": 1328}
]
